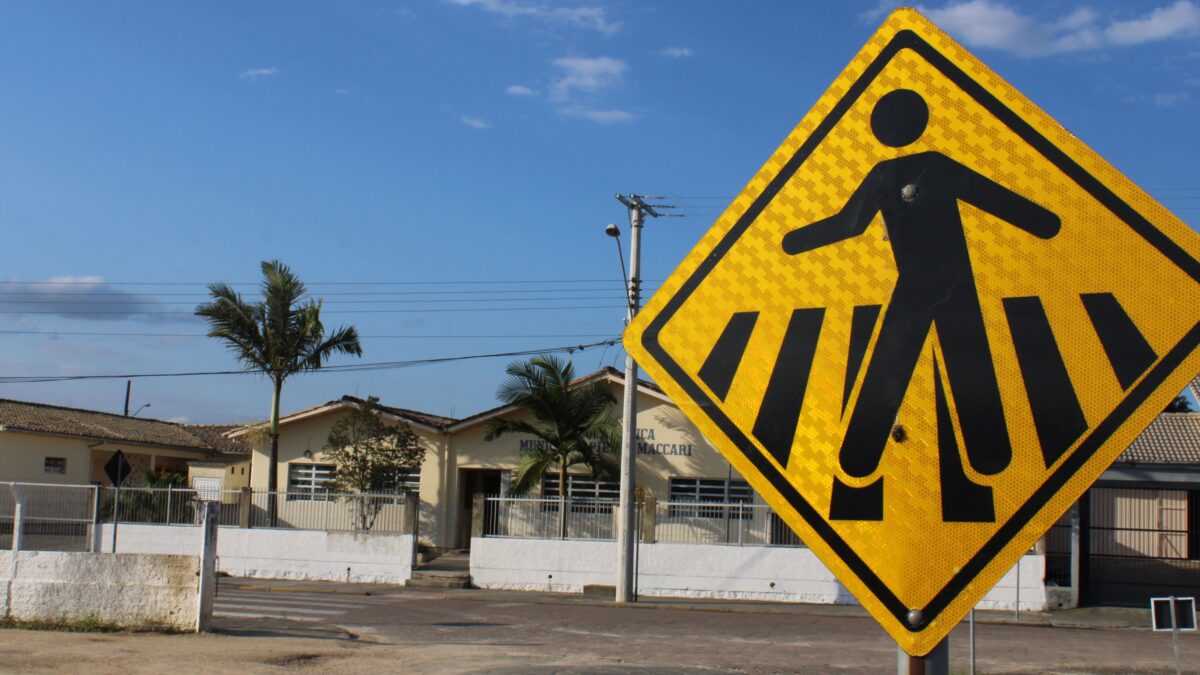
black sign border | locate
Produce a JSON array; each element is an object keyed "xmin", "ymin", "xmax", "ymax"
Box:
[{"xmin": 641, "ymin": 28, "xmax": 1200, "ymax": 632}]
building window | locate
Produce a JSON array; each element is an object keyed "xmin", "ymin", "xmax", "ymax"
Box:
[
  {"xmin": 542, "ymin": 475, "xmax": 619, "ymax": 512},
  {"xmin": 392, "ymin": 469, "xmax": 421, "ymax": 493},
  {"xmin": 288, "ymin": 463, "xmax": 335, "ymax": 500},
  {"xmin": 668, "ymin": 477, "xmax": 753, "ymax": 518},
  {"xmin": 44, "ymin": 457, "xmax": 66, "ymax": 475}
]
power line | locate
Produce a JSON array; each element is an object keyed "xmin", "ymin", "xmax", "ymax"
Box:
[
  {"xmin": 0, "ymin": 329, "xmax": 615, "ymax": 339},
  {"xmin": 0, "ymin": 337, "xmax": 621, "ymax": 384},
  {"xmin": 0, "ymin": 287, "xmax": 640, "ymax": 298},
  {"xmin": 0, "ymin": 295, "xmax": 628, "ymax": 306},
  {"xmin": 0, "ymin": 304, "xmax": 627, "ymax": 316},
  {"xmin": 0, "ymin": 278, "xmax": 664, "ymax": 287}
]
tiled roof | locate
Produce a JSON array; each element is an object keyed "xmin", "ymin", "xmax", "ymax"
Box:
[
  {"xmin": 1115, "ymin": 412, "xmax": 1200, "ymax": 465},
  {"xmin": 0, "ymin": 399, "xmax": 245, "ymax": 455},
  {"xmin": 339, "ymin": 396, "xmax": 458, "ymax": 430}
]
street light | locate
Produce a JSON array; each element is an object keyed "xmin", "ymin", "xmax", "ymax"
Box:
[
  {"xmin": 131, "ymin": 404, "xmax": 151, "ymax": 417},
  {"xmin": 608, "ymin": 200, "xmax": 645, "ymax": 604}
]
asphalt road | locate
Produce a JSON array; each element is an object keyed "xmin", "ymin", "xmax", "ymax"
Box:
[
  {"xmin": 205, "ymin": 584, "xmax": 1198, "ymax": 673},
  {"xmin": 1, "ymin": 583, "xmax": 1196, "ymax": 673}
]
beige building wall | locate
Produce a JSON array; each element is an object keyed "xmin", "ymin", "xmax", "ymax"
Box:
[
  {"xmin": 244, "ymin": 408, "xmax": 450, "ymax": 545},
  {"xmin": 250, "ymin": 379, "xmax": 746, "ymax": 551},
  {"xmin": 188, "ymin": 461, "xmax": 251, "ymax": 497},
  {"xmin": 0, "ymin": 430, "xmax": 222, "ymax": 487},
  {"xmin": 0, "ymin": 432, "xmax": 94, "ymax": 484},
  {"xmin": 439, "ymin": 381, "xmax": 743, "ymax": 549}
]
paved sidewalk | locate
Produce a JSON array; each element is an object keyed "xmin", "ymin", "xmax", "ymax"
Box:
[{"xmin": 224, "ymin": 576, "xmax": 1151, "ymax": 630}]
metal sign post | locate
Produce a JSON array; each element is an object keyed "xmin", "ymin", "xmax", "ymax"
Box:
[{"xmin": 104, "ymin": 450, "xmax": 132, "ymax": 553}]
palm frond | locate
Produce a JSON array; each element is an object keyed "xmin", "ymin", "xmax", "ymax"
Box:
[{"xmin": 508, "ymin": 452, "xmax": 560, "ymax": 496}]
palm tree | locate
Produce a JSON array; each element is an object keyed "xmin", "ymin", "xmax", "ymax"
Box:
[
  {"xmin": 196, "ymin": 260, "xmax": 362, "ymax": 524},
  {"xmin": 484, "ymin": 355, "xmax": 619, "ymax": 536}
]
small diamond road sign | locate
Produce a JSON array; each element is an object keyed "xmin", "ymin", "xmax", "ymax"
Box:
[
  {"xmin": 624, "ymin": 8, "xmax": 1200, "ymax": 656},
  {"xmin": 104, "ymin": 449, "xmax": 133, "ymax": 487}
]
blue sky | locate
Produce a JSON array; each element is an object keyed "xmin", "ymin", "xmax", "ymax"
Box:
[{"xmin": 1, "ymin": 0, "xmax": 1198, "ymax": 424}]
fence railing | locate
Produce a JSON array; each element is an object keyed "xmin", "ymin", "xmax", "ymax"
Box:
[
  {"xmin": 101, "ymin": 486, "xmax": 413, "ymax": 534},
  {"xmin": 0, "ymin": 482, "xmax": 416, "ymax": 555},
  {"xmin": 654, "ymin": 501, "xmax": 803, "ymax": 547},
  {"xmin": 0, "ymin": 482, "xmax": 97, "ymax": 552},
  {"xmin": 245, "ymin": 490, "xmax": 412, "ymax": 533},
  {"xmin": 480, "ymin": 495, "xmax": 806, "ymax": 547},
  {"xmin": 481, "ymin": 495, "xmax": 618, "ymax": 540}
]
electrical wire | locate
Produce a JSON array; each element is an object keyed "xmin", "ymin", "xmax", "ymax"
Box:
[
  {"xmin": 0, "ymin": 337, "xmax": 621, "ymax": 384},
  {"xmin": 0, "ymin": 329, "xmax": 614, "ymax": 339},
  {"xmin": 0, "ymin": 304, "xmax": 627, "ymax": 315},
  {"xmin": 0, "ymin": 278, "xmax": 665, "ymax": 287}
]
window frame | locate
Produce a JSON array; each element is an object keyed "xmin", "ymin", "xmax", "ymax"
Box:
[
  {"xmin": 542, "ymin": 475, "xmax": 619, "ymax": 513},
  {"xmin": 667, "ymin": 477, "xmax": 754, "ymax": 519},
  {"xmin": 287, "ymin": 462, "xmax": 336, "ymax": 501}
]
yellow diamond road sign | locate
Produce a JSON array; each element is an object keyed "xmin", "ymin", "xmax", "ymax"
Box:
[{"xmin": 624, "ymin": 8, "xmax": 1200, "ymax": 657}]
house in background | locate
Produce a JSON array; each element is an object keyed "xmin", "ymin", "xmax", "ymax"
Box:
[
  {"xmin": 231, "ymin": 368, "xmax": 754, "ymax": 553},
  {"xmin": 0, "ymin": 398, "xmax": 248, "ymax": 489},
  {"xmin": 1047, "ymin": 411, "xmax": 1200, "ymax": 607}
]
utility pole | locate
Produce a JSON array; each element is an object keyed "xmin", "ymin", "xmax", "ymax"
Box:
[
  {"xmin": 124, "ymin": 380, "xmax": 131, "ymax": 416},
  {"xmin": 613, "ymin": 193, "xmax": 676, "ymax": 603}
]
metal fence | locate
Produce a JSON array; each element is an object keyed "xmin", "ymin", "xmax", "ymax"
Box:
[
  {"xmin": 654, "ymin": 502, "xmax": 804, "ymax": 547},
  {"xmin": 98, "ymin": 486, "xmax": 412, "ymax": 534},
  {"xmin": 99, "ymin": 487, "xmax": 243, "ymax": 528},
  {"xmin": 481, "ymin": 495, "xmax": 806, "ymax": 547},
  {"xmin": 246, "ymin": 490, "xmax": 411, "ymax": 533},
  {"xmin": 481, "ymin": 495, "xmax": 618, "ymax": 540},
  {"xmin": 0, "ymin": 482, "xmax": 98, "ymax": 552}
]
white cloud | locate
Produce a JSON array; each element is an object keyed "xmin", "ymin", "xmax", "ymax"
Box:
[
  {"xmin": 660, "ymin": 46, "xmax": 693, "ymax": 59},
  {"xmin": 558, "ymin": 106, "xmax": 636, "ymax": 123},
  {"xmin": 334, "ymin": 88, "xmax": 350, "ymax": 95},
  {"xmin": 444, "ymin": 0, "xmax": 619, "ymax": 35},
  {"xmin": 918, "ymin": 1, "xmax": 1200, "ymax": 57},
  {"xmin": 1106, "ymin": 1, "xmax": 1200, "ymax": 45},
  {"xmin": 505, "ymin": 84, "xmax": 537, "ymax": 96},
  {"xmin": 1154, "ymin": 91, "xmax": 1190, "ymax": 105},
  {"xmin": 238, "ymin": 66, "xmax": 279, "ymax": 80},
  {"xmin": 549, "ymin": 55, "xmax": 626, "ymax": 101},
  {"xmin": 459, "ymin": 114, "xmax": 491, "ymax": 129}
]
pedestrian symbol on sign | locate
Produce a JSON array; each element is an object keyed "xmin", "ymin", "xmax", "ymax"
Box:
[{"xmin": 781, "ymin": 88, "xmax": 1060, "ymax": 523}]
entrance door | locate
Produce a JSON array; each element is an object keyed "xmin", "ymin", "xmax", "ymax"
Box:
[{"xmin": 458, "ymin": 469, "xmax": 503, "ymax": 548}]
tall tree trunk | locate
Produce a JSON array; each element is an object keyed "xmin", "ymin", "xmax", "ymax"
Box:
[
  {"xmin": 558, "ymin": 460, "xmax": 567, "ymax": 539},
  {"xmin": 268, "ymin": 377, "xmax": 282, "ymax": 527}
]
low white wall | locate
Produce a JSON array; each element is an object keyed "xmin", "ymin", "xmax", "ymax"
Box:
[
  {"xmin": 0, "ymin": 551, "xmax": 197, "ymax": 630},
  {"xmin": 470, "ymin": 538, "xmax": 1048, "ymax": 611},
  {"xmin": 98, "ymin": 524, "xmax": 414, "ymax": 584}
]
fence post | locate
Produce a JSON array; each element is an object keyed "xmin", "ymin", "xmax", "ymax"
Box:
[
  {"xmin": 89, "ymin": 486, "xmax": 100, "ymax": 552},
  {"xmin": 166, "ymin": 485, "xmax": 173, "ymax": 527},
  {"xmin": 405, "ymin": 492, "xmax": 420, "ymax": 567},
  {"xmin": 11, "ymin": 485, "xmax": 24, "ymax": 553},
  {"xmin": 196, "ymin": 501, "xmax": 220, "ymax": 633},
  {"xmin": 238, "ymin": 488, "xmax": 252, "ymax": 529},
  {"xmin": 403, "ymin": 492, "xmax": 419, "ymax": 535},
  {"xmin": 471, "ymin": 494, "xmax": 486, "ymax": 539},
  {"xmin": 640, "ymin": 497, "xmax": 657, "ymax": 544}
]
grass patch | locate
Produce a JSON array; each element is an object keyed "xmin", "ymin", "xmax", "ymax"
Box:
[{"xmin": 0, "ymin": 615, "xmax": 124, "ymax": 633}]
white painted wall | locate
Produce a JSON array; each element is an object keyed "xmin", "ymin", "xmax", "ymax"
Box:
[
  {"xmin": 0, "ymin": 551, "xmax": 198, "ymax": 630},
  {"xmin": 470, "ymin": 538, "xmax": 1048, "ymax": 611},
  {"xmin": 97, "ymin": 523, "xmax": 414, "ymax": 584}
]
